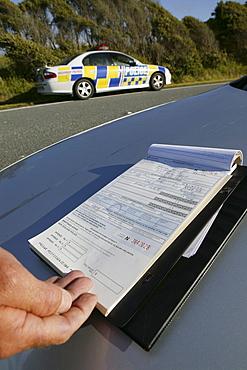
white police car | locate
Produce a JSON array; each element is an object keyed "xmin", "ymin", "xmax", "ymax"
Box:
[{"xmin": 36, "ymin": 46, "xmax": 171, "ymax": 100}]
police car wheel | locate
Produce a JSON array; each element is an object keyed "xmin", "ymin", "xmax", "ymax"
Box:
[
  {"xmin": 150, "ymin": 73, "xmax": 165, "ymax": 91},
  {"xmin": 73, "ymin": 79, "xmax": 95, "ymax": 100}
]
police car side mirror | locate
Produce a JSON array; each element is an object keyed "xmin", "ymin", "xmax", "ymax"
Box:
[{"xmin": 129, "ymin": 60, "xmax": 136, "ymax": 66}]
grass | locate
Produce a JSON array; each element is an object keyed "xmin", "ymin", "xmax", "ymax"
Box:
[{"xmin": 0, "ymin": 84, "xmax": 71, "ymax": 109}]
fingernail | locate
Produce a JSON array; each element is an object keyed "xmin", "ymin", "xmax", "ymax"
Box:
[{"xmin": 57, "ymin": 289, "xmax": 72, "ymax": 313}]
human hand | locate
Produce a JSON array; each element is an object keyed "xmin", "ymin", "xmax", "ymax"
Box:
[{"xmin": 0, "ymin": 247, "xmax": 97, "ymax": 359}]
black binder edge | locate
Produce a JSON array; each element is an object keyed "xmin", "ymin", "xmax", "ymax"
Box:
[{"xmin": 107, "ymin": 166, "xmax": 247, "ymax": 350}]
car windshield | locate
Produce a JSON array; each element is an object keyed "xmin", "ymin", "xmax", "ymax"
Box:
[{"xmin": 230, "ymin": 75, "xmax": 247, "ymax": 91}]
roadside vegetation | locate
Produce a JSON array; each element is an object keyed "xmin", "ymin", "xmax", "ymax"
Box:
[{"xmin": 0, "ymin": 0, "xmax": 247, "ymax": 108}]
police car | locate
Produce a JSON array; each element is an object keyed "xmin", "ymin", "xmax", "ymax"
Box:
[{"xmin": 36, "ymin": 46, "xmax": 171, "ymax": 100}]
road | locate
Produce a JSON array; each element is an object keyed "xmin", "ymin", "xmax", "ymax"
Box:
[{"xmin": 0, "ymin": 83, "xmax": 226, "ymax": 170}]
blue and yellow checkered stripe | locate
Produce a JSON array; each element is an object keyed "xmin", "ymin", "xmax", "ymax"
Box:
[{"xmin": 123, "ymin": 76, "xmax": 147, "ymax": 86}]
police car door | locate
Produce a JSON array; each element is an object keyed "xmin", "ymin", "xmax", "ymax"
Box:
[{"xmin": 110, "ymin": 53, "xmax": 149, "ymax": 89}]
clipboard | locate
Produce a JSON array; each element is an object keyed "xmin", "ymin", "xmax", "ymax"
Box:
[{"xmin": 107, "ymin": 166, "xmax": 247, "ymax": 350}]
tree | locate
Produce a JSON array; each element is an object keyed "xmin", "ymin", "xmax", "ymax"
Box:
[
  {"xmin": 207, "ymin": 1, "xmax": 247, "ymax": 63},
  {"xmin": 182, "ymin": 16, "xmax": 223, "ymax": 68},
  {"xmin": 0, "ymin": 32, "xmax": 63, "ymax": 79},
  {"xmin": 183, "ymin": 16, "xmax": 219, "ymax": 55},
  {"xmin": 142, "ymin": 0, "xmax": 203, "ymax": 79},
  {"xmin": 0, "ymin": 0, "xmax": 26, "ymax": 35}
]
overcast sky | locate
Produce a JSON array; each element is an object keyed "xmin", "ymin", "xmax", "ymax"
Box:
[{"xmin": 159, "ymin": 0, "xmax": 246, "ymax": 21}]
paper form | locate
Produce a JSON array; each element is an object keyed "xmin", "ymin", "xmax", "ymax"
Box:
[{"xmin": 29, "ymin": 144, "xmax": 243, "ymax": 315}]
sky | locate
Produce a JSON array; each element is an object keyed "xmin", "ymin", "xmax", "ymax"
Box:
[{"xmin": 159, "ymin": 0, "xmax": 246, "ymax": 21}]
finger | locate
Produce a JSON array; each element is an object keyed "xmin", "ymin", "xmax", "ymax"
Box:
[
  {"xmin": 29, "ymin": 273, "xmax": 94, "ymax": 316},
  {"xmin": 0, "ymin": 248, "xmax": 93, "ymax": 317},
  {"xmin": 45, "ymin": 276, "xmax": 61, "ymax": 284},
  {"xmin": 0, "ymin": 293, "xmax": 97, "ymax": 359},
  {"xmin": 51, "ymin": 271, "xmax": 93, "ymax": 303},
  {"xmin": 45, "ymin": 270, "xmax": 85, "ymax": 285}
]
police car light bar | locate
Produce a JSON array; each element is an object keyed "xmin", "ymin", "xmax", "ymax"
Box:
[{"xmin": 87, "ymin": 44, "xmax": 109, "ymax": 51}]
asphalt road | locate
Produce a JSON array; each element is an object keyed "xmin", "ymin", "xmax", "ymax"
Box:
[{"xmin": 0, "ymin": 83, "xmax": 226, "ymax": 170}]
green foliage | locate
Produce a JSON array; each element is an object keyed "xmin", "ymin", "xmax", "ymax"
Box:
[
  {"xmin": 0, "ymin": 55, "xmax": 34, "ymax": 100},
  {"xmin": 0, "ymin": 33, "xmax": 66, "ymax": 80},
  {"xmin": 182, "ymin": 16, "xmax": 225, "ymax": 69},
  {"xmin": 207, "ymin": 1, "xmax": 247, "ymax": 63},
  {"xmin": 0, "ymin": 0, "xmax": 25, "ymax": 34},
  {"xmin": 183, "ymin": 16, "xmax": 219, "ymax": 54}
]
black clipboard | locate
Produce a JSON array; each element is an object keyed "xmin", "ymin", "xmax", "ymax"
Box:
[{"xmin": 107, "ymin": 166, "xmax": 247, "ymax": 350}]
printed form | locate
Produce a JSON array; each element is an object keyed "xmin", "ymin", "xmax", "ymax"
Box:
[{"xmin": 29, "ymin": 144, "xmax": 242, "ymax": 314}]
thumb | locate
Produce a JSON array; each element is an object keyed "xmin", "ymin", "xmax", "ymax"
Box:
[
  {"xmin": 55, "ymin": 286, "xmax": 73, "ymax": 314},
  {"xmin": 30, "ymin": 280, "xmax": 73, "ymax": 316}
]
